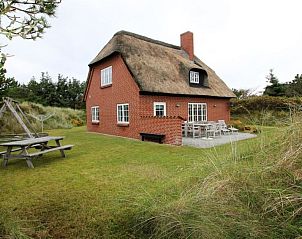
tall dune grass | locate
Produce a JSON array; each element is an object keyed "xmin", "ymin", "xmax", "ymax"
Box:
[
  {"xmin": 0, "ymin": 101, "xmax": 85, "ymax": 134},
  {"xmin": 132, "ymin": 117, "xmax": 302, "ymax": 238}
]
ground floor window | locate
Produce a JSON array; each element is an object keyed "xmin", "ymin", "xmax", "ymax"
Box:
[
  {"xmin": 91, "ymin": 106, "xmax": 99, "ymax": 123},
  {"xmin": 188, "ymin": 103, "xmax": 207, "ymax": 122},
  {"xmin": 117, "ymin": 103, "xmax": 129, "ymax": 123},
  {"xmin": 153, "ymin": 102, "xmax": 166, "ymax": 116}
]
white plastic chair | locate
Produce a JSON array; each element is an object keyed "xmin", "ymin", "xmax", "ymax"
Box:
[
  {"xmin": 192, "ymin": 123, "xmax": 201, "ymax": 138},
  {"xmin": 218, "ymin": 120, "xmax": 230, "ymax": 135},
  {"xmin": 206, "ymin": 123, "xmax": 221, "ymax": 138}
]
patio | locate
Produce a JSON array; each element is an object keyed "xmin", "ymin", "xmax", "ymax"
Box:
[{"xmin": 182, "ymin": 132, "xmax": 257, "ymax": 148}]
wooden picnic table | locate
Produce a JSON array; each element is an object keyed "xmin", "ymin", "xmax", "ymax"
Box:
[{"xmin": 0, "ymin": 136, "xmax": 73, "ymax": 168}]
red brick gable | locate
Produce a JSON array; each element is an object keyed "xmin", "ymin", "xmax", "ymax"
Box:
[{"xmin": 86, "ymin": 54, "xmax": 141, "ymax": 139}]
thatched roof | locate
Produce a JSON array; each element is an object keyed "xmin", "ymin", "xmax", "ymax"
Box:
[{"xmin": 89, "ymin": 31, "xmax": 235, "ymax": 98}]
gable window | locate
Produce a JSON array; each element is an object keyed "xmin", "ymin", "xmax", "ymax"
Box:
[
  {"xmin": 190, "ymin": 71, "xmax": 199, "ymax": 84},
  {"xmin": 91, "ymin": 106, "xmax": 100, "ymax": 123},
  {"xmin": 101, "ymin": 66, "xmax": 112, "ymax": 86},
  {"xmin": 188, "ymin": 103, "xmax": 207, "ymax": 122},
  {"xmin": 153, "ymin": 102, "xmax": 166, "ymax": 116},
  {"xmin": 117, "ymin": 103, "xmax": 129, "ymax": 124}
]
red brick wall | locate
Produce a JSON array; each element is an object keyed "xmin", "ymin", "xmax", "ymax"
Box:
[
  {"xmin": 140, "ymin": 116, "xmax": 183, "ymax": 145},
  {"xmin": 180, "ymin": 31, "xmax": 194, "ymax": 60},
  {"xmin": 85, "ymin": 54, "xmax": 141, "ymax": 139},
  {"xmin": 139, "ymin": 95, "xmax": 231, "ymax": 122}
]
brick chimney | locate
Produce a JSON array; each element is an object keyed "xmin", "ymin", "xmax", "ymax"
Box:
[{"xmin": 180, "ymin": 31, "xmax": 194, "ymax": 60}]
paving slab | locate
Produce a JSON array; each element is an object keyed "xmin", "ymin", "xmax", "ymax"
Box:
[{"xmin": 182, "ymin": 132, "xmax": 257, "ymax": 148}]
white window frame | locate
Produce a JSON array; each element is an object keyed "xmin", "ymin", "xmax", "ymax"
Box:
[
  {"xmin": 117, "ymin": 103, "xmax": 129, "ymax": 124},
  {"xmin": 153, "ymin": 102, "xmax": 166, "ymax": 116},
  {"xmin": 188, "ymin": 103, "xmax": 207, "ymax": 122},
  {"xmin": 190, "ymin": 71, "xmax": 199, "ymax": 84},
  {"xmin": 91, "ymin": 106, "xmax": 100, "ymax": 123},
  {"xmin": 100, "ymin": 66, "xmax": 112, "ymax": 86}
]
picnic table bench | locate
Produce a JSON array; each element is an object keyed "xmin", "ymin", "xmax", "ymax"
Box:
[{"xmin": 0, "ymin": 136, "xmax": 73, "ymax": 168}]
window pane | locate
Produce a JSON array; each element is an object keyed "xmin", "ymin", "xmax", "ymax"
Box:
[
  {"xmin": 190, "ymin": 71, "xmax": 199, "ymax": 84},
  {"xmin": 157, "ymin": 105, "xmax": 163, "ymax": 111},
  {"xmin": 91, "ymin": 107, "xmax": 99, "ymax": 122},
  {"xmin": 193, "ymin": 104, "xmax": 197, "ymax": 121},
  {"xmin": 101, "ymin": 66, "xmax": 112, "ymax": 86},
  {"xmin": 156, "ymin": 109, "xmax": 163, "ymax": 116},
  {"xmin": 117, "ymin": 104, "xmax": 129, "ymax": 123},
  {"xmin": 197, "ymin": 105, "xmax": 201, "ymax": 121},
  {"xmin": 154, "ymin": 103, "xmax": 165, "ymax": 116},
  {"xmin": 124, "ymin": 110, "xmax": 128, "ymax": 122},
  {"xmin": 188, "ymin": 103, "xmax": 207, "ymax": 122},
  {"xmin": 118, "ymin": 105, "xmax": 122, "ymax": 122}
]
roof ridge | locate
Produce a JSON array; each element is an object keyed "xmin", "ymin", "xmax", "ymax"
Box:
[{"xmin": 114, "ymin": 30, "xmax": 181, "ymax": 50}]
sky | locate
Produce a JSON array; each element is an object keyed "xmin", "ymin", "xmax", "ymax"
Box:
[{"xmin": 2, "ymin": 0, "xmax": 302, "ymax": 93}]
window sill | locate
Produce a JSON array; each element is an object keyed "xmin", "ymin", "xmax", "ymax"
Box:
[
  {"xmin": 117, "ymin": 123, "xmax": 129, "ymax": 127},
  {"xmin": 101, "ymin": 84, "xmax": 112, "ymax": 89},
  {"xmin": 91, "ymin": 121, "xmax": 99, "ymax": 125}
]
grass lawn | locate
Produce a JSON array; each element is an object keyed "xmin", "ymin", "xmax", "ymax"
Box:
[{"xmin": 0, "ymin": 126, "xmax": 300, "ymax": 238}]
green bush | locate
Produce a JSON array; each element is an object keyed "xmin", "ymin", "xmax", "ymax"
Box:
[
  {"xmin": 231, "ymin": 96, "xmax": 302, "ymax": 126},
  {"xmin": 231, "ymin": 96, "xmax": 302, "ymax": 113}
]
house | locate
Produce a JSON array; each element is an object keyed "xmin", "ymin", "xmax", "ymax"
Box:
[{"xmin": 84, "ymin": 31, "xmax": 235, "ymax": 145}]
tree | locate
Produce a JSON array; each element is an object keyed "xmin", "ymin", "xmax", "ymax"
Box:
[
  {"xmin": 66, "ymin": 78, "xmax": 86, "ymax": 109},
  {"xmin": 0, "ymin": 0, "xmax": 62, "ymax": 88},
  {"xmin": 266, "ymin": 69, "xmax": 279, "ymax": 85},
  {"xmin": 285, "ymin": 74, "xmax": 302, "ymax": 97},
  {"xmin": 0, "ymin": 0, "xmax": 61, "ymax": 40},
  {"xmin": 0, "ymin": 76, "xmax": 19, "ymax": 98},
  {"xmin": 55, "ymin": 74, "xmax": 69, "ymax": 107},
  {"xmin": 0, "ymin": 72, "xmax": 86, "ymax": 109},
  {"xmin": 0, "ymin": 48, "xmax": 6, "ymax": 82},
  {"xmin": 37, "ymin": 72, "xmax": 56, "ymax": 105},
  {"xmin": 263, "ymin": 69, "xmax": 286, "ymax": 96},
  {"xmin": 0, "ymin": 49, "xmax": 19, "ymax": 99},
  {"xmin": 27, "ymin": 77, "xmax": 40, "ymax": 102},
  {"xmin": 232, "ymin": 88, "xmax": 256, "ymax": 99}
]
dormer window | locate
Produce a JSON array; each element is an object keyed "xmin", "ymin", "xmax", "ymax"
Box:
[
  {"xmin": 188, "ymin": 68, "xmax": 209, "ymax": 87},
  {"xmin": 190, "ymin": 71, "xmax": 199, "ymax": 84}
]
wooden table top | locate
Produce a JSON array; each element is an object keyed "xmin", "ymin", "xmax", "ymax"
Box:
[{"xmin": 0, "ymin": 136, "xmax": 64, "ymax": 147}]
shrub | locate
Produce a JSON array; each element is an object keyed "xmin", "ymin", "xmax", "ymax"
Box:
[
  {"xmin": 231, "ymin": 96, "xmax": 302, "ymax": 113},
  {"xmin": 71, "ymin": 118, "xmax": 84, "ymax": 127},
  {"xmin": 231, "ymin": 96, "xmax": 302, "ymax": 126},
  {"xmin": 228, "ymin": 119, "xmax": 245, "ymax": 131}
]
